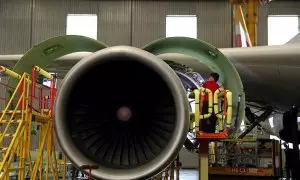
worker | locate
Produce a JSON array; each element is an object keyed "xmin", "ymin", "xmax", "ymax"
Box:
[{"xmin": 200, "ymin": 72, "xmax": 220, "ymax": 133}]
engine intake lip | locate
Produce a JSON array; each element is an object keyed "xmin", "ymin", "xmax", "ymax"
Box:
[{"xmin": 54, "ymin": 46, "xmax": 189, "ymax": 180}]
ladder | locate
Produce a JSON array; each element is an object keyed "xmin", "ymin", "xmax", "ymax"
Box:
[
  {"xmin": 0, "ymin": 65, "xmax": 64, "ymax": 180},
  {"xmin": 0, "ymin": 73, "xmax": 31, "ymax": 180}
]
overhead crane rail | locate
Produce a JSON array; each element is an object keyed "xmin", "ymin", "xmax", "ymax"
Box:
[{"xmin": 0, "ymin": 66, "xmax": 66, "ymax": 180}]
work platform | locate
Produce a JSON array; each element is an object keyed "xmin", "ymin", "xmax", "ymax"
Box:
[
  {"xmin": 187, "ymin": 87, "xmax": 282, "ymax": 180},
  {"xmin": 208, "ymin": 138, "xmax": 282, "ymax": 180},
  {"xmin": 0, "ymin": 66, "xmax": 67, "ymax": 180},
  {"xmin": 188, "ymin": 88, "xmax": 232, "ymax": 180},
  {"xmin": 196, "ymin": 132, "xmax": 228, "ymax": 180}
]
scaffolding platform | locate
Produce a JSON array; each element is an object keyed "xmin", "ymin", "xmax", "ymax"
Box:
[
  {"xmin": 196, "ymin": 132, "xmax": 228, "ymax": 141},
  {"xmin": 0, "ymin": 66, "xmax": 67, "ymax": 180}
]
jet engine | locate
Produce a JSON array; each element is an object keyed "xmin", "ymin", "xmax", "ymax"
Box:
[{"xmin": 54, "ymin": 46, "xmax": 190, "ymax": 180}]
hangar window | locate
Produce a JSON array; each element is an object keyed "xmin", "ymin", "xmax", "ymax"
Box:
[
  {"xmin": 166, "ymin": 15, "xmax": 197, "ymax": 39},
  {"xmin": 268, "ymin": 15, "xmax": 299, "ymax": 45},
  {"xmin": 66, "ymin": 14, "xmax": 98, "ymax": 40}
]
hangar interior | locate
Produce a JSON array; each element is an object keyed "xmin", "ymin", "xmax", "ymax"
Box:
[{"xmin": 0, "ymin": 0, "xmax": 300, "ymax": 179}]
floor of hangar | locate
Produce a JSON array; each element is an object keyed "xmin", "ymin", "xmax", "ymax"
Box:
[{"xmin": 178, "ymin": 169, "xmax": 198, "ymax": 180}]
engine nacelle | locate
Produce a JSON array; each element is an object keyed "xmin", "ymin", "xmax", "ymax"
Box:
[{"xmin": 54, "ymin": 46, "xmax": 190, "ymax": 180}]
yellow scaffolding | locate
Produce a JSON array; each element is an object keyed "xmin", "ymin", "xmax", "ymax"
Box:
[
  {"xmin": 230, "ymin": 0, "xmax": 273, "ymax": 46},
  {"xmin": 0, "ymin": 66, "xmax": 67, "ymax": 180}
]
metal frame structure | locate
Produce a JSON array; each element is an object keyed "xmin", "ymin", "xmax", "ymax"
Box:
[
  {"xmin": 0, "ymin": 66, "xmax": 67, "ymax": 180},
  {"xmin": 189, "ymin": 88, "xmax": 233, "ymax": 180},
  {"xmin": 230, "ymin": 0, "xmax": 273, "ymax": 46},
  {"xmin": 209, "ymin": 139, "xmax": 282, "ymax": 178}
]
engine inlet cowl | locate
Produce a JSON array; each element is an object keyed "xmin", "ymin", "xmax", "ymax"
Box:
[{"xmin": 54, "ymin": 46, "xmax": 190, "ymax": 180}]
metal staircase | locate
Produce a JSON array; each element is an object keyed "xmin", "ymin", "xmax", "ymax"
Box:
[
  {"xmin": 0, "ymin": 73, "xmax": 31, "ymax": 179},
  {"xmin": 0, "ymin": 66, "xmax": 67, "ymax": 180}
]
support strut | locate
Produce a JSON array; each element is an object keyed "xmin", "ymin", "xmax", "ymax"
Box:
[{"xmin": 238, "ymin": 106, "xmax": 273, "ymax": 139}]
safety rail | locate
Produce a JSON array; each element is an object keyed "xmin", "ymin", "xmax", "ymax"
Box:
[
  {"xmin": 0, "ymin": 66, "xmax": 65, "ymax": 180},
  {"xmin": 31, "ymin": 66, "xmax": 56, "ymax": 117},
  {"xmin": 214, "ymin": 88, "xmax": 232, "ymax": 130},
  {"xmin": 193, "ymin": 88, "xmax": 213, "ymax": 132},
  {"xmin": 0, "ymin": 66, "xmax": 55, "ymax": 114},
  {"xmin": 189, "ymin": 87, "xmax": 233, "ymax": 133}
]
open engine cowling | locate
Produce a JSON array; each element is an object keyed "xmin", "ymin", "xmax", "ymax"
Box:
[{"xmin": 54, "ymin": 46, "xmax": 190, "ymax": 180}]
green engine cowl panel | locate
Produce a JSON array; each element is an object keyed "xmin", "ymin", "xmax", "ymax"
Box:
[
  {"xmin": 10, "ymin": 35, "xmax": 108, "ymax": 88},
  {"xmin": 143, "ymin": 37, "xmax": 245, "ymax": 137}
]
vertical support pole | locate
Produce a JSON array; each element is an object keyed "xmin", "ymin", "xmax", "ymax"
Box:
[
  {"xmin": 41, "ymin": 88, "xmax": 44, "ymax": 110},
  {"xmin": 247, "ymin": 0, "xmax": 258, "ymax": 46},
  {"xmin": 31, "ymin": 67, "xmax": 35, "ymax": 112},
  {"xmin": 46, "ymin": 124, "xmax": 50, "ymax": 180},
  {"xmin": 175, "ymin": 156, "xmax": 180, "ymax": 180},
  {"xmin": 165, "ymin": 167, "xmax": 169, "ymax": 180},
  {"xmin": 290, "ymin": 107, "xmax": 299, "ymax": 154},
  {"xmin": 63, "ymin": 155, "xmax": 67, "ymax": 180},
  {"xmin": 19, "ymin": 119, "xmax": 27, "ymax": 180},
  {"xmin": 26, "ymin": 114, "xmax": 32, "ymax": 158},
  {"xmin": 170, "ymin": 162, "xmax": 175, "ymax": 180},
  {"xmin": 236, "ymin": 5, "xmax": 253, "ymax": 47},
  {"xmin": 194, "ymin": 90, "xmax": 200, "ymax": 132},
  {"xmin": 199, "ymin": 140, "xmax": 209, "ymax": 180},
  {"xmin": 291, "ymin": 107, "xmax": 300, "ymax": 179},
  {"xmin": 30, "ymin": 122, "xmax": 49, "ymax": 180},
  {"xmin": 51, "ymin": 136, "xmax": 58, "ymax": 180},
  {"xmin": 18, "ymin": 133, "xmax": 23, "ymax": 179},
  {"xmin": 50, "ymin": 77, "xmax": 56, "ymax": 118},
  {"xmin": 279, "ymin": 140, "xmax": 283, "ymax": 177},
  {"xmin": 271, "ymin": 139, "xmax": 275, "ymax": 176},
  {"xmin": 39, "ymin": 124, "xmax": 43, "ymax": 180}
]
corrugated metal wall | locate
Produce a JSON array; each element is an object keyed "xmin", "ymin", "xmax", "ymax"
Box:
[
  {"xmin": 0, "ymin": 0, "xmax": 232, "ymax": 55},
  {"xmin": 0, "ymin": 0, "xmax": 32, "ymax": 54},
  {"xmin": 31, "ymin": 0, "xmax": 132, "ymax": 46},
  {"xmin": 132, "ymin": 1, "xmax": 232, "ymax": 48},
  {"xmin": 1, "ymin": 0, "xmax": 300, "ymax": 55}
]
